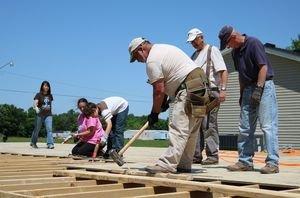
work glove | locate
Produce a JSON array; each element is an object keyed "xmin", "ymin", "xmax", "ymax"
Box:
[
  {"xmin": 34, "ymin": 106, "xmax": 40, "ymax": 114},
  {"xmin": 100, "ymin": 133, "xmax": 108, "ymax": 147},
  {"xmin": 147, "ymin": 111, "xmax": 159, "ymax": 128},
  {"xmin": 161, "ymin": 96, "xmax": 170, "ymax": 112},
  {"xmin": 251, "ymin": 86, "xmax": 264, "ymax": 106}
]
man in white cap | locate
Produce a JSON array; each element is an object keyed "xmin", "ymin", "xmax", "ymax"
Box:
[
  {"xmin": 187, "ymin": 28, "xmax": 228, "ymax": 165},
  {"xmin": 129, "ymin": 37, "xmax": 209, "ymax": 173}
]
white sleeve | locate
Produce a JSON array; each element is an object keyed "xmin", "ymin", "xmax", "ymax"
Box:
[
  {"xmin": 211, "ymin": 46, "xmax": 227, "ymax": 72},
  {"xmin": 101, "ymin": 109, "xmax": 113, "ymax": 121},
  {"xmin": 146, "ymin": 61, "xmax": 164, "ymax": 84}
]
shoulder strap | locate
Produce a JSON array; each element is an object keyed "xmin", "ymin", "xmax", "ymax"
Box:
[{"xmin": 206, "ymin": 45, "xmax": 212, "ymax": 77}]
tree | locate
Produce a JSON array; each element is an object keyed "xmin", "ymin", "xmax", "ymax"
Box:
[
  {"xmin": 0, "ymin": 104, "xmax": 27, "ymax": 137},
  {"xmin": 53, "ymin": 109, "xmax": 78, "ymax": 132},
  {"xmin": 287, "ymin": 34, "xmax": 300, "ymax": 51}
]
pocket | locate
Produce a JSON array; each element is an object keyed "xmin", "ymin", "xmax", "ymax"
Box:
[{"xmin": 190, "ymin": 103, "xmax": 207, "ymax": 118}]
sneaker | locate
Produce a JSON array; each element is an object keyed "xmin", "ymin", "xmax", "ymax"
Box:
[
  {"xmin": 227, "ymin": 162, "xmax": 254, "ymax": 171},
  {"xmin": 177, "ymin": 168, "xmax": 192, "ymax": 173},
  {"xmin": 30, "ymin": 143, "xmax": 38, "ymax": 149},
  {"xmin": 145, "ymin": 165, "xmax": 170, "ymax": 174},
  {"xmin": 260, "ymin": 164, "xmax": 279, "ymax": 174},
  {"xmin": 201, "ymin": 158, "xmax": 219, "ymax": 165},
  {"xmin": 193, "ymin": 157, "xmax": 202, "ymax": 164},
  {"xmin": 47, "ymin": 144, "xmax": 54, "ymax": 149}
]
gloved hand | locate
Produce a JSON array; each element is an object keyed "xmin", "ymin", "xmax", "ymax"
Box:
[
  {"xmin": 251, "ymin": 86, "xmax": 264, "ymax": 106},
  {"xmin": 161, "ymin": 96, "xmax": 170, "ymax": 112},
  {"xmin": 147, "ymin": 111, "xmax": 159, "ymax": 128},
  {"xmin": 34, "ymin": 106, "xmax": 40, "ymax": 114},
  {"xmin": 100, "ymin": 133, "xmax": 108, "ymax": 147}
]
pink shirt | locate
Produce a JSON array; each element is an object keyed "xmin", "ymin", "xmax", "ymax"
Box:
[{"xmin": 79, "ymin": 116, "xmax": 105, "ymax": 145}]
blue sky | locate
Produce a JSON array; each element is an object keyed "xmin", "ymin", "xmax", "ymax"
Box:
[{"xmin": 0, "ymin": 0, "xmax": 299, "ymax": 116}]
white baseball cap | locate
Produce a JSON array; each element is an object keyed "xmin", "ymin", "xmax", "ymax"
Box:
[
  {"xmin": 128, "ymin": 37, "xmax": 147, "ymax": 62},
  {"xmin": 186, "ymin": 28, "xmax": 203, "ymax": 42}
]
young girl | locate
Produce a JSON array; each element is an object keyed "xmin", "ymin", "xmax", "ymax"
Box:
[
  {"xmin": 71, "ymin": 102, "xmax": 105, "ymax": 157},
  {"xmin": 30, "ymin": 81, "xmax": 54, "ymax": 149}
]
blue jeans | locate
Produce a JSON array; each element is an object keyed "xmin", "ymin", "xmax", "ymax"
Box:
[
  {"xmin": 107, "ymin": 106, "xmax": 129, "ymax": 151},
  {"xmin": 238, "ymin": 80, "xmax": 279, "ymax": 166},
  {"xmin": 31, "ymin": 115, "xmax": 54, "ymax": 146}
]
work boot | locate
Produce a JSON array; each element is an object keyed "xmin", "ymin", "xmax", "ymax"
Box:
[
  {"xmin": 227, "ymin": 161, "xmax": 254, "ymax": 171},
  {"xmin": 30, "ymin": 143, "xmax": 38, "ymax": 149},
  {"xmin": 177, "ymin": 168, "xmax": 192, "ymax": 173},
  {"xmin": 193, "ymin": 157, "xmax": 202, "ymax": 164},
  {"xmin": 260, "ymin": 164, "xmax": 279, "ymax": 174},
  {"xmin": 145, "ymin": 165, "xmax": 170, "ymax": 174},
  {"xmin": 201, "ymin": 158, "xmax": 219, "ymax": 165}
]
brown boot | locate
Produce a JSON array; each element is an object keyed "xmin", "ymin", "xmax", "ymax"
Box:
[
  {"xmin": 260, "ymin": 164, "xmax": 279, "ymax": 174},
  {"xmin": 227, "ymin": 162, "xmax": 254, "ymax": 171},
  {"xmin": 201, "ymin": 158, "xmax": 219, "ymax": 165}
]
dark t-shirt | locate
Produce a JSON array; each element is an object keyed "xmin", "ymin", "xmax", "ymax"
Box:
[
  {"xmin": 34, "ymin": 93, "xmax": 53, "ymax": 117},
  {"xmin": 232, "ymin": 35, "xmax": 274, "ymax": 86}
]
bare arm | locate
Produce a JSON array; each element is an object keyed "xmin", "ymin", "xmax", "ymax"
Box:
[
  {"xmin": 104, "ymin": 119, "xmax": 112, "ymax": 136},
  {"xmin": 151, "ymin": 79, "xmax": 165, "ymax": 113},
  {"xmin": 257, "ymin": 64, "xmax": 267, "ymax": 87},
  {"xmin": 76, "ymin": 126, "xmax": 94, "ymax": 137},
  {"xmin": 218, "ymin": 70, "xmax": 228, "ymax": 102}
]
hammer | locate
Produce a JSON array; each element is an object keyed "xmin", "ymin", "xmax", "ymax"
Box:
[{"xmin": 109, "ymin": 122, "xmax": 149, "ymax": 166}]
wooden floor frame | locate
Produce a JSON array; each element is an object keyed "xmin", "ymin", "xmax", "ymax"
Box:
[{"xmin": 0, "ymin": 153, "xmax": 299, "ymax": 198}]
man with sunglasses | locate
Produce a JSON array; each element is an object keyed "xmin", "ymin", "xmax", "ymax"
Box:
[
  {"xmin": 129, "ymin": 37, "xmax": 209, "ymax": 173},
  {"xmin": 218, "ymin": 25, "xmax": 279, "ymax": 174},
  {"xmin": 187, "ymin": 28, "xmax": 228, "ymax": 165}
]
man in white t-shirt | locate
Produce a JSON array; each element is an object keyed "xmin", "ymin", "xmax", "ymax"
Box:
[
  {"xmin": 129, "ymin": 37, "xmax": 209, "ymax": 173},
  {"xmin": 187, "ymin": 28, "xmax": 228, "ymax": 165},
  {"xmin": 97, "ymin": 97, "xmax": 129, "ymax": 157}
]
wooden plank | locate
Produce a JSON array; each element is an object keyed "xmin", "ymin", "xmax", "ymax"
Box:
[
  {"xmin": 243, "ymin": 184, "xmax": 260, "ymax": 188},
  {"xmin": 0, "ymin": 167, "xmax": 66, "ymax": 173},
  {"xmin": 134, "ymin": 191, "xmax": 191, "ymax": 198},
  {"xmin": 0, "ymin": 177, "xmax": 75, "ymax": 185},
  {"xmin": 0, "ymin": 171, "xmax": 54, "ymax": 177},
  {"xmin": 0, "ymin": 180, "xmax": 97, "ymax": 191},
  {"xmin": 0, "ymin": 174, "xmax": 53, "ymax": 180},
  {"xmin": 15, "ymin": 183, "xmax": 123, "ymax": 196},
  {"xmin": 0, "ymin": 190, "xmax": 33, "ymax": 198},
  {"xmin": 53, "ymin": 170, "xmax": 300, "ymax": 198},
  {"xmin": 0, "ymin": 165, "xmax": 65, "ymax": 171},
  {"xmin": 68, "ymin": 164, "xmax": 193, "ymax": 181},
  {"xmin": 283, "ymin": 188, "xmax": 300, "ymax": 193},
  {"xmin": 43, "ymin": 187, "xmax": 155, "ymax": 198}
]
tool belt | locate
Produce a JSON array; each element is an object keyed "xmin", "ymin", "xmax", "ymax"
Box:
[{"xmin": 177, "ymin": 68, "xmax": 210, "ymax": 118}]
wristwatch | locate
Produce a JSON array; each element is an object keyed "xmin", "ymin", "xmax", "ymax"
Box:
[{"xmin": 220, "ymin": 86, "xmax": 227, "ymax": 91}]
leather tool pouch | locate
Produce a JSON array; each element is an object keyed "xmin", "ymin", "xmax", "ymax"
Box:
[{"xmin": 184, "ymin": 68, "xmax": 209, "ymax": 118}]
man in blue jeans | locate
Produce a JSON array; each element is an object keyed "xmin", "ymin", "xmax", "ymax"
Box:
[
  {"xmin": 97, "ymin": 97, "xmax": 129, "ymax": 158},
  {"xmin": 218, "ymin": 25, "xmax": 279, "ymax": 174}
]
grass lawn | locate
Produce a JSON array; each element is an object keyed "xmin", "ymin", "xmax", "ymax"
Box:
[{"xmin": 3, "ymin": 136, "xmax": 169, "ymax": 148}]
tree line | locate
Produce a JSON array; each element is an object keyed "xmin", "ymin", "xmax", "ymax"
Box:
[{"xmin": 0, "ymin": 104, "xmax": 168, "ymax": 138}]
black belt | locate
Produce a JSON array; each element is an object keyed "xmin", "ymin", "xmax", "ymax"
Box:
[{"xmin": 210, "ymin": 87, "xmax": 219, "ymax": 92}]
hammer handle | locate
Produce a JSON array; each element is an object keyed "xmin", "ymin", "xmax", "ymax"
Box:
[{"xmin": 118, "ymin": 121, "xmax": 149, "ymax": 155}]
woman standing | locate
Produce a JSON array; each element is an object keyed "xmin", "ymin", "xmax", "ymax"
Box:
[{"xmin": 30, "ymin": 81, "xmax": 54, "ymax": 149}]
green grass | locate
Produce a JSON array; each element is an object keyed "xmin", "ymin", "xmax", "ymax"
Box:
[{"xmin": 2, "ymin": 136, "xmax": 169, "ymax": 148}]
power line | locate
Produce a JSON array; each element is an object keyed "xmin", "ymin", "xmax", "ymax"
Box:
[
  {"xmin": 0, "ymin": 71, "xmax": 149, "ymax": 99},
  {"xmin": 0, "ymin": 88, "xmax": 151, "ymax": 103}
]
